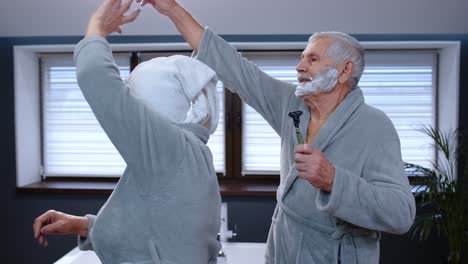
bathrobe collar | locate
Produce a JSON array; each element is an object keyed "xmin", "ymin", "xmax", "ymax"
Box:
[
  {"xmin": 299, "ymin": 87, "xmax": 365, "ymax": 151},
  {"xmin": 281, "ymin": 87, "xmax": 365, "ymax": 202}
]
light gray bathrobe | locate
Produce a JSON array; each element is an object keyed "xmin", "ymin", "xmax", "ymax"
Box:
[
  {"xmin": 73, "ymin": 36, "xmax": 221, "ymax": 264},
  {"xmin": 194, "ymin": 29, "xmax": 416, "ymax": 264}
]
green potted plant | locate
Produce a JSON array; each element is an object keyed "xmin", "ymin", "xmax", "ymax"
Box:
[{"xmin": 405, "ymin": 126, "xmax": 467, "ymax": 263}]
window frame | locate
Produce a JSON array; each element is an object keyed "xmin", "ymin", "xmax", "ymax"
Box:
[
  {"xmin": 14, "ymin": 40, "xmax": 461, "ymax": 196},
  {"xmin": 40, "ymin": 52, "xmax": 132, "ymax": 178}
]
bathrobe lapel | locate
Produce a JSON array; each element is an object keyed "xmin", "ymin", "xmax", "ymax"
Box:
[{"xmin": 281, "ymin": 88, "xmax": 365, "ymax": 201}]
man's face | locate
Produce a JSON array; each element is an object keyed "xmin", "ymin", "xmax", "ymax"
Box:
[
  {"xmin": 296, "ymin": 37, "xmax": 335, "ymax": 82},
  {"xmin": 295, "ymin": 37, "xmax": 339, "ymax": 97}
]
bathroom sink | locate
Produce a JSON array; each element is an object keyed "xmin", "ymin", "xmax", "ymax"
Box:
[
  {"xmin": 55, "ymin": 248, "xmax": 99, "ymax": 264},
  {"xmin": 220, "ymin": 242, "xmax": 266, "ymax": 264},
  {"xmin": 55, "ymin": 242, "xmax": 266, "ymax": 264}
]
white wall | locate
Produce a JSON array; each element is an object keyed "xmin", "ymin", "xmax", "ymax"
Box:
[{"xmin": 1, "ymin": 0, "xmax": 467, "ymax": 37}]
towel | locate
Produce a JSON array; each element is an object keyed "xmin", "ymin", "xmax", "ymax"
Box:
[{"xmin": 126, "ymin": 55, "xmax": 219, "ymax": 134}]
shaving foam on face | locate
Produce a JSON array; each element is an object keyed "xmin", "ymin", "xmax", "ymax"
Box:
[{"xmin": 295, "ymin": 67, "xmax": 339, "ymax": 97}]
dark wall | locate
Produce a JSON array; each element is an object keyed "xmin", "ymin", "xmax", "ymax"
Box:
[{"xmin": 3, "ymin": 34, "xmax": 467, "ymax": 264}]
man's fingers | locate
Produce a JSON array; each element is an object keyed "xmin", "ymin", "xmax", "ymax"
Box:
[
  {"xmin": 295, "ymin": 163, "xmax": 306, "ymax": 172},
  {"xmin": 295, "ymin": 144, "xmax": 314, "ymax": 154},
  {"xmin": 294, "ymin": 153, "xmax": 308, "ymax": 163},
  {"xmin": 121, "ymin": 9, "xmax": 140, "ymax": 24}
]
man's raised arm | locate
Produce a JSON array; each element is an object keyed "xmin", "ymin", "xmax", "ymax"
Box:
[{"xmin": 140, "ymin": 0, "xmax": 204, "ymax": 50}]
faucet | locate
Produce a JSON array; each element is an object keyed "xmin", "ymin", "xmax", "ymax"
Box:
[
  {"xmin": 217, "ymin": 203, "xmax": 237, "ymax": 261},
  {"xmin": 219, "ymin": 202, "xmax": 236, "ymax": 242}
]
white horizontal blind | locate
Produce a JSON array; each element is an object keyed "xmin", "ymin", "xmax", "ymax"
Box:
[
  {"xmin": 242, "ymin": 52, "xmax": 300, "ymax": 174},
  {"xmin": 140, "ymin": 52, "xmax": 225, "ymax": 174},
  {"xmin": 42, "ymin": 53, "xmax": 130, "ymax": 177},
  {"xmin": 361, "ymin": 51, "xmax": 436, "ymax": 169},
  {"xmin": 209, "ymin": 81, "xmax": 226, "ymax": 174},
  {"xmin": 241, "ymin": 50, "xmax": 436, "ymax": 174}
]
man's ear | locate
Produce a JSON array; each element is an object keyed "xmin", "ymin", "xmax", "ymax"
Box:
[{"xmin": 337, "ymin": 60, "xmax": 354, "ymax": 84}]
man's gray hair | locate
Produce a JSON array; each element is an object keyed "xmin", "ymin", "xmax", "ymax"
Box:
[{"xmin": 308, "ymin": 32, "xmax": 365, "ymax": 89}]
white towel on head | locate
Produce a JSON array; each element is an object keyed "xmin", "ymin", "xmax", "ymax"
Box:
[{"xmin": 126, "ymin": 55, "xmax": 219, "ymax": 134}]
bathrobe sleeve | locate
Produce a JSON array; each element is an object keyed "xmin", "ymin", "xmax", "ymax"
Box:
[
  {"xmin": 316, "ymin": 135, "xmax": 416, "ymax": 234},
  {"xmin": 73, "ymin": 36, "xmax": 185, "ymax": 185},
  {"xmin": 194, "ymin": 28, "xmax": 295, "ymax": 136},
  {"xmin": 77, "ymin": 214, "xmax": 96, "ymax": 251}
]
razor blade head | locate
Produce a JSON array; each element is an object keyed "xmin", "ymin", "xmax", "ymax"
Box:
[{"xmin": 288, "ymin": 111, "xmax": 303, "ymax": 127}]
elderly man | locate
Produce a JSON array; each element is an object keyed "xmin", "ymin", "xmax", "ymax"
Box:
[
  {"xmin": 140, "ymin": 0, "xmax": 416, "ymax": 263},
  {"xmin": 33, "ymin": 0, "xmax": 222, "ymax": 263}
]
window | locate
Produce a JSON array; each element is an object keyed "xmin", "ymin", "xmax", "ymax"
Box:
[
  {"xmin": 41, "ymin": 53, "xmax": 131, "ymax": 177},
  {"xmin": 361, "ymin": 51, "xmax": 436, "ymax": 169},
  {"xmin": 15, "ymin": 40, "xmax": 460, "ymax": 191},
  {"xmin": 241, "ymin": 52, "xmax": 298, "ymax": 175},
  {"xmin": 41, "ymin": 49, "xmax": 437, "ymax": 179}
]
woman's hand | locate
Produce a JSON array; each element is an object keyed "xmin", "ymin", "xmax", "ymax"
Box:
[
  {"xmin": 86, "ymin": 0, "xmax": 141, "ymax": 37},
  {"xmin": 33, "ymin": 210, "xmax": 88, "ymax": 248}
]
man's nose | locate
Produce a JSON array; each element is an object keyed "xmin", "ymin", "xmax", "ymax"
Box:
[{"xmin": 296, "ymin": 59, "xmax": 306, "ymax": 73}]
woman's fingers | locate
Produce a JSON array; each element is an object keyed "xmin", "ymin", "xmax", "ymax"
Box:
[
  {"xmin": 33, "ymin": 210, "xmax": 55, "ymax": 239},
  {"xmin": 38, "ymin": 234, "xmax": 48, "ymax": 247},
  {"xmin": 122, "ymin": 9, "xmax": 141, "ymax": 24},
  {"xmin": 40, "ymin": 221, "xmax": 62, "ymax": 235},
  {"xmin": 119, "ymin": 0, "xmax": 134, "ymax": 14}
]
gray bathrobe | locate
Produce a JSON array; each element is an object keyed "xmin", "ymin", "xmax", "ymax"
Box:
[
  {"xmin": 194, "ymin": 29, "xmax": 416, "ymax": 263},
  {"xmin": 73, "ymin": 36, "xmax": 221, "ymax": 264}
]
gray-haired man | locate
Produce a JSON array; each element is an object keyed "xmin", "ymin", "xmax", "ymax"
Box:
[{"xmin": 140, "ymin": 0, "xmax": 416, "ymax": 263}]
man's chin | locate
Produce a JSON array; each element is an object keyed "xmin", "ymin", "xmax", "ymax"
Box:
[
  {"xmin": 296, "ymin": 83, "xmax": 319, "ymax": 96},
  {"xmin": 303, "ymin": 91, "xmax": 321, "ymax": 98},
  {"xmin": 300, "ymin": 85, "xmax": 337, "ymax": 97},
  {"xmin": 300, "ymin": 89, "xmax": 323, "ymax": 98},
  {"xmin": 296, "ymin": 90, "xmax": 322, "ymax": 100}
]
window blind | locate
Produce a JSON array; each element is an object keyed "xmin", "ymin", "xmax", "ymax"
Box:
[
  {"xmin": 361, "ymin": 51, "xmax": 436, "ymax": 169},
  {"xmin": 241, "ymin": 50, "xmax": 436, "ymax": 174},
  {"xmin": 242, "ymin": 52, "xmax": 300, "ymax": 174},
  {"xmin": 41, "ymin": 53, "xmax": 130, "ymax": 177}
]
